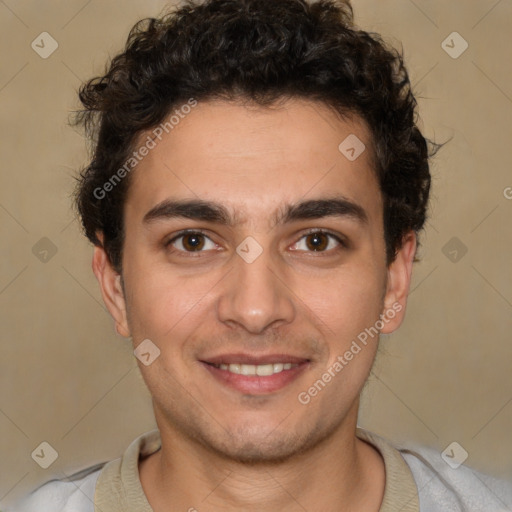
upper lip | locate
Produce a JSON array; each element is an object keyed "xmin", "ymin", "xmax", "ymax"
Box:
[{"xmin": 201, "ymin": 354, "xmax": 311, "ymax": 365}]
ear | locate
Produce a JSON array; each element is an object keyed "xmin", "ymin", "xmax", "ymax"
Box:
[
  {"xmin": 92, "ymin": 232, "xmax": 131, "ymax": 338},
  {"xmin": 380, "ymin": 231, "xmax": 417, "ymax": 334}
]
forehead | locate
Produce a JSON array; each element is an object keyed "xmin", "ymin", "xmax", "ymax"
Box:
[{"xmin": 125, "ymin": 98, "xmax": 382, "ymax": 227}]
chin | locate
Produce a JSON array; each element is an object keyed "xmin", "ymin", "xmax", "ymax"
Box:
[
  {"xmin": 192, "ymin": 419, "xmax": 333, "ymax": 465},
  {"xmin": 156, "ymin": 395, "xmax": 346, "ymax": 464}
]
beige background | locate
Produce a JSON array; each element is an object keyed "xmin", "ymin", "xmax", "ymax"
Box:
[{"xmin": 1, "ymin": 0, "xmax": 511, "ymax": 507}]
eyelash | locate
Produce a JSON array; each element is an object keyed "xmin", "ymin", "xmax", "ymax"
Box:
[{"xmin": 165, "ymin": 228, "xmax": 348, "ymax": 256}]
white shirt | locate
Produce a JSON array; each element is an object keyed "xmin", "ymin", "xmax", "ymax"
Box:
[{"xmin": 7, "ymin": 428, "xmax": 512, "ymax": 512}]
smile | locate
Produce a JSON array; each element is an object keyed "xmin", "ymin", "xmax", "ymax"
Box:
[
  {"xmin": 201, "ymin": 356, "xmax": 310, "ymax": 394},
  {"xmin": 211, "ymin": 362, "xmax": 299, "ymax": 376}
]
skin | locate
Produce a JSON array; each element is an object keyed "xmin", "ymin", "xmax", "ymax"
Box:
[{"xmin": 93, "ymin": 97, "xmax": 416, "ymax": 511}]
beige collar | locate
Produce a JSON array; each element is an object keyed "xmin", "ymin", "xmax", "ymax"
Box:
[
  {"xmin": 94, "ymin": 428, "xmax": 419, "ymax": 511},
  {"xmin": 356, "ymin": 428, "xmax": 419, "ymax": 512}
]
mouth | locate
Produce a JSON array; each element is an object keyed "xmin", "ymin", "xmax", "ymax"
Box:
[{"xmin": 200, "ymin": 354, "xmax": 311, "ymax": 394}]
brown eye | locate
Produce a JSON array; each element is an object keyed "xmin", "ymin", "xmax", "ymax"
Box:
[
  {"xmin": 305, "ymin": 232, "xmax": 329, "ymax": 251},
  {"xmin": 290, "ymin": 230, "xmax": 346, "ymax": 253},
  {"xmin": 167, "ymin": 231, "xmax": 216, "ymax": 253},
  {"xmin": 181, "ymin": 233, "xmax": 205, "ymax": 251}
]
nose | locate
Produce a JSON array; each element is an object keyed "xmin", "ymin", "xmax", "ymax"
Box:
[{"xmin": 216, "ymin": 239, "xmax": 295, "ymax": 334}]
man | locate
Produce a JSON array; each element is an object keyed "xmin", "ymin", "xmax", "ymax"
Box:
[{"xmin": 10, "ymin": 0, "xmax": 512, "ymax": 510}]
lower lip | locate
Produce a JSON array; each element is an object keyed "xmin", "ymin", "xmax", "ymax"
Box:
[{"xmin": 201, "ymin": 362, "xmax": 309, "ymax": 394}]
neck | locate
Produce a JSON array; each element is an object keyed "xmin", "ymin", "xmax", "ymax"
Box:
[{"xmin": 139, "ymin": 404, "xmax": 385, "ymax": 512}]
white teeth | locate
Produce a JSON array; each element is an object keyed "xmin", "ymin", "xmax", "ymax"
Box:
[
  {"xmin": 240, "ymin": 364, "xmax": 256, "ymax": 376},
  {"xmin": 214, "ymin": 362, "xmax": 299, "ymax": 376},
  {"xmin": 273, "ymin": 363, "xmax": 284, "ymax": 373},
  {"xmin": 256, "ymin": 364, "xmax": 274, "ymax": 376}
]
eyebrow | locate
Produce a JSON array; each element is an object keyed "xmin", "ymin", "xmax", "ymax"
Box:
[{"xmin": 142, "ymin": 195, "xmax": 368, "ymax": 228}]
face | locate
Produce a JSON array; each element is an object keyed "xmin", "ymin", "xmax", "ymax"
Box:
[{"xmin": 94, "ymin": 98, "xmax": 415, "ymax": 463}]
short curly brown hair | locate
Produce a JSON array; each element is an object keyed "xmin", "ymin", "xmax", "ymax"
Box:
[{"xmin": 74, "ymin": 0, "xmax": 435, "ymax": 273}]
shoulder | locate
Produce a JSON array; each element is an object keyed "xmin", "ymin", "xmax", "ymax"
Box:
[
  {"xmin": 400, "ymin": 445, "xmax": 512, "ymax": 511},
  {"xmin": 357, "ymin": 428, "xmax": 512, "ymax": 511},
  {"xmin": 6, "ymin": 464, "xmax": 104, "ymax": 512}
]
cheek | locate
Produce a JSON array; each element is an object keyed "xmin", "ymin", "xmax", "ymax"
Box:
[
  {"xmin": 296, "ymin": 271, "xmax": 384, "ymax": 399},
  {"xmin": 122, "ymin": 260, "xmax": 220, "ymax": 346},
  {"xmin": 295, "ymin": 267, "xmax": 386, "ymax": 393},
  {"xmin": 298, "ymin": 266, "xmax": 385, "ymax": 336}
]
